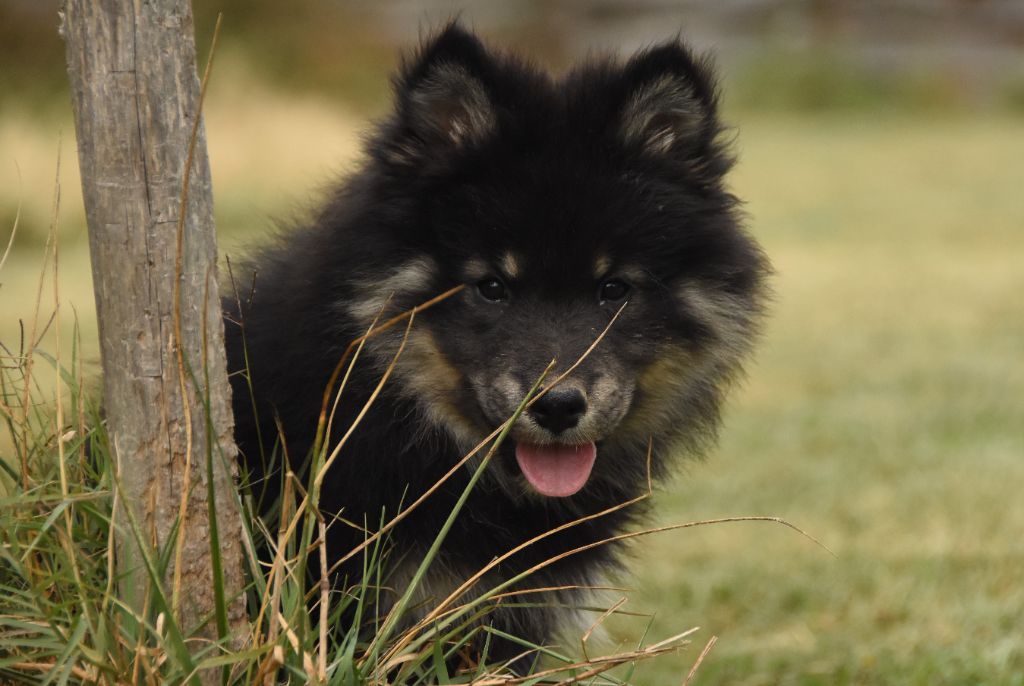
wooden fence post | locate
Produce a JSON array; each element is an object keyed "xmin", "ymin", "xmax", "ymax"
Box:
[{"xmin": 60, "ymin": 0, "xmax": 248, "ymax": 656}]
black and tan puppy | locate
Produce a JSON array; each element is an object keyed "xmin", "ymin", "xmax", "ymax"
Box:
[{"xmin": 225, "ymin": 23, "xmax": 768, "ymax": 668}]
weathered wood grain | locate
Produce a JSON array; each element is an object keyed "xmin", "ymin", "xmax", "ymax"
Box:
[{"xmin": 60, "ymin": 0, "xmax": 247, "ymax": 656}]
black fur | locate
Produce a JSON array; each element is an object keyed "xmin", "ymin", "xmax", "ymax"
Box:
[{"xmin": 224, "ymin": 24, "xmax": 768, "ymax": 669}]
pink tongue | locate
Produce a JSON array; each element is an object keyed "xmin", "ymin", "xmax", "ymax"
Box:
[{"xmin": 515, "ymin": 442, "xmax": 597, "ymax": 497}]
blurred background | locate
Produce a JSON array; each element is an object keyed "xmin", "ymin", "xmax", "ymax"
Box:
[{"xmin": 2, "ymin": 1, "xmax": 1022, "ymax": 683}]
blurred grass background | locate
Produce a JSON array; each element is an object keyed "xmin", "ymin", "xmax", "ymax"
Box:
[{"xmin": 2, "ymin": 1, "xmax": 1022, "ymax": 683}]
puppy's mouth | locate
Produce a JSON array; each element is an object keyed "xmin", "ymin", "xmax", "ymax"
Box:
[{"xmin": 514, "ymin": 441, "xmax": 597, "ymax": 497}]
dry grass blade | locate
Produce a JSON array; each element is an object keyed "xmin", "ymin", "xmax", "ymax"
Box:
[
  {"xmin": 487, "ymin": 582, "xmax": 632, "ymax": 602},
  {"xmin": 647, "ymin": 626, "xmax": 702, "ymax": 652},
  {"xmin": 682, "ymin": 634, "xmax": 718, "ymax": 686},
  {"xmin": 254, "ymin": 469, "xmax": 299, "ymax": 656},
  {"xmin": 469, "ymin": 631, "xmax": 697, "ymax": 686},
  {"xmin": 18, "ymin": 165, "xmax": 58, "ymax": 490},
  {"xmin": 581, "ymin": 596, "xmax": 627, "ymax": 661},
  {"xmin": 521, "ymin": 514, "xmax": 833, "ymax": 581},
  {"xmin": 8, "ymin": 661, "xmax": 98, "ymax": 682},
  {"xmin": 0, "ymin": 161, "xmax": 20, "ymax": 272},
  {"xmin": 317, "ymin": 516, "xmax": 328, "ymax": 682},
  {"xmin": 48, "ymin": 136, "xmax": 97, "ymax": 644},
  {"xmin": 319, "ymin": 294, "xmax": 393, "ymax": 476},
  {"xmin": 275, "ymin": 611, "xmax": 318, "ymax": 679},
  {"xmin": 315, "ymin": 301, "xmax": 414, "ymax": 490}
]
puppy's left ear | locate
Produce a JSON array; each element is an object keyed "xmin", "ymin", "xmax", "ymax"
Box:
[{"xmin": 617, "ymin": 42, "xmax": 724, "ymax": 160}]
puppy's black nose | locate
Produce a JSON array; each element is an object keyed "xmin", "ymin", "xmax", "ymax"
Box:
[{"xmin": 529, "ymin": 388, "xmax": 586, "ymax": 435}]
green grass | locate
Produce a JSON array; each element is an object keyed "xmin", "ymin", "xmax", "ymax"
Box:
[{"xmin": 2, "ymin": 100, "xmax": 1022, "ymax": 683}]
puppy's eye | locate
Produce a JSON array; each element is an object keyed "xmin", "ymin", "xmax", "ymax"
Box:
[
  {"xmin": 477, "ymin": 277, "xmax": 508, "ymax": 302},
  {"xmin": 599, "ymin": 279, "xmax": 630, "ymax": 303}
]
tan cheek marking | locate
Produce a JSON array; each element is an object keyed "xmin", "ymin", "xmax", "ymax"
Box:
[
  {"xmin": 637, "ymin": 348, "xmax": 693, "ymax": 396},
  {"xmin": 618, "ymin": 346, "xmax": 694, "ymax": 435},
  {"xmin": 396, "ymin": 329, "xmax": 477, "ymax": 440},
  {"xmin": 401, "ymin": 330, "xmax": 460, "ymax": 392},
  {"xmin": 675, "ymin": 282, "xmax": 757, "ymax": 358},
  {"xmin": 346, "ymin": 257, "xmax": 438, "ymax": 323}
]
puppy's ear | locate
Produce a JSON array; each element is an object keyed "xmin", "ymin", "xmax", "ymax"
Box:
[
  {"xmin": 389, "ymin": 24, "xmax": 497, "ymax": 162},
  {"xmin": 618, "ymin": 42, "xmax": 722, "ymax": 159}
]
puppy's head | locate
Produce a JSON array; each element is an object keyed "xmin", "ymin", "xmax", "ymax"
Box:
[{"xmin": 343, "ymin": 24, "xmax": 769, "ymax": 499}]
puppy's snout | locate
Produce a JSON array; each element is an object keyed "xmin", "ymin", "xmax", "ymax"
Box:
[{"xmin": 529, "ymin": 388, "xmax": 587, "ymax": 435}]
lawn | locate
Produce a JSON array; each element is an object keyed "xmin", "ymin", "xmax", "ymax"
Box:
[{"xmin": 2, "ymin": 85, "xmax": 1021, "ymax": 683}]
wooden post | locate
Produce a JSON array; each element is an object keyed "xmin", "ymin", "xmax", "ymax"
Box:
[{"xmin": 60, "ymin": 0, "xmax": 247, "ymax": 654}]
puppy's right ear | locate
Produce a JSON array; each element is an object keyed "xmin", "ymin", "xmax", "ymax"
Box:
[{"xmin": 385, "ymin": 24, "xmax": 498, "ymax": 165}]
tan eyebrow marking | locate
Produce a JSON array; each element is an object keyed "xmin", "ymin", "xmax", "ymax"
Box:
[
  {"xmin": 462, "ymin": 257, "xmax": 489, "ymax": 281},
  {"xmin": 501, "ymin": 252, "xmax": 521, "ymax": 280},
  {"xmin": 619, "ymin": 264, "xmax": 648, "ymax": 284}
]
